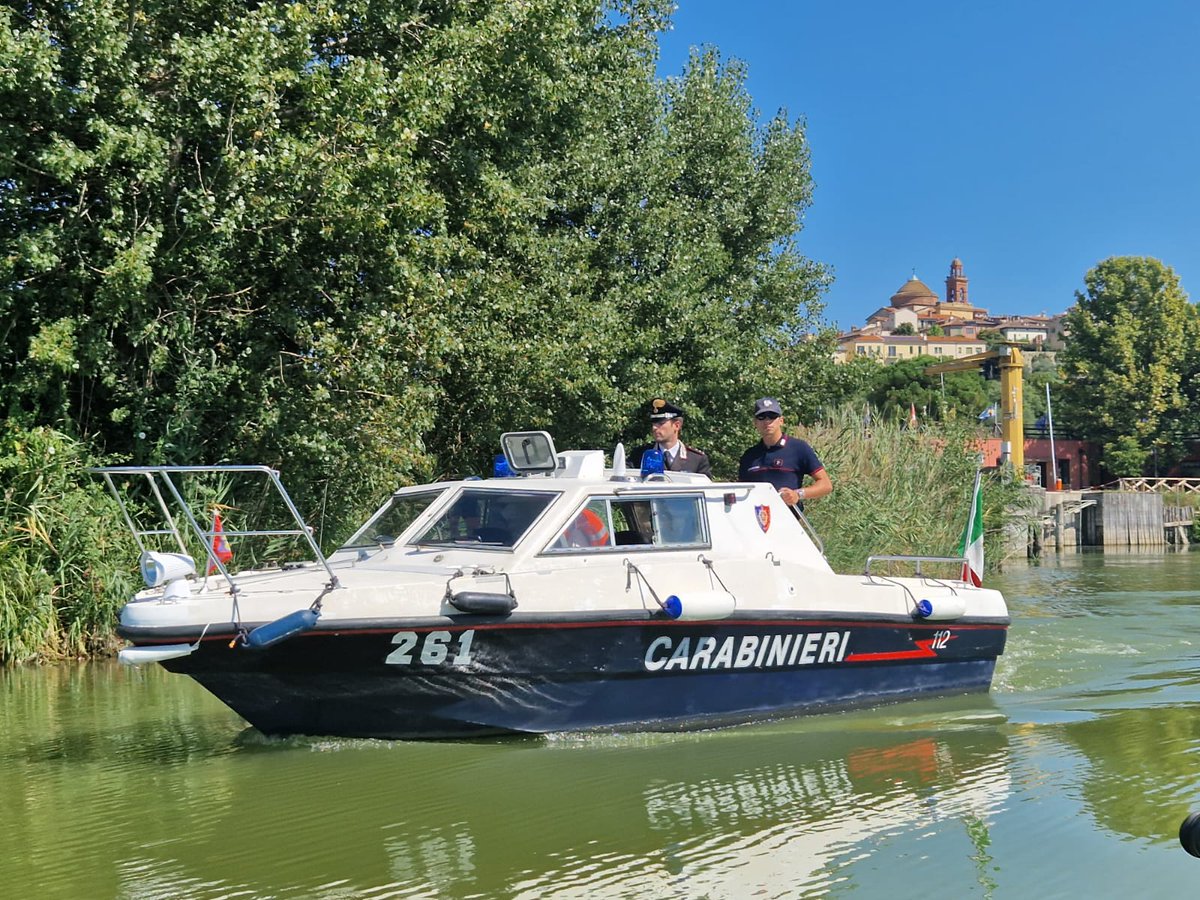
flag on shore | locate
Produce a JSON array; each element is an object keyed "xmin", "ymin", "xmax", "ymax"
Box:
[
  {"xmin": 908, "ymin": 402, "xmax": 917, "ymax": 429},
  {"xmin": 958, "ymin": 470, "xmax": 984, "ymax": 586},
  {"xmin": 978, "ymin": 405, "xmax": 996, "ymax": 421},
  {"xmin": 208, "ymin": 511, "xmax": 233, "ymax": 574}
]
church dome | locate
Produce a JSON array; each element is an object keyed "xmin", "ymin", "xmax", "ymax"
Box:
[{"xmin": 890, "ymin": 274, "xmax": 938, "ymax": 308}]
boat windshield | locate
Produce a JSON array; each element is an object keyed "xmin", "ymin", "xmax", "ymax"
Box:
[
  {"xmin": 412, "ymin": 489, "xmax": 558, "ymax": 549},
  {"xmin": 341, "ymin": 487, "xmax": 450, "ymax": 548}
]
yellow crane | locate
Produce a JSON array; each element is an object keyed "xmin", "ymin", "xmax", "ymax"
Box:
[{"xmin": 925, "ymin": 346, "xmax": 1025, "ymax": 470}]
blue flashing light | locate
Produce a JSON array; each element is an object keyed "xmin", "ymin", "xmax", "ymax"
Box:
[
  {"xmin": 916, "ymin": 599, "xmax": 933, "ymax": 618},
  {"xmin": 640, "ymin": 446, "xmax": 664, "ymax": 478},
  {"xmin": 663, "ymin": 595, "xmax": 683, "ymax": 619},
  {"xmin": 493, "ymin": 454, "xmax": 513, "ymax": 477}
]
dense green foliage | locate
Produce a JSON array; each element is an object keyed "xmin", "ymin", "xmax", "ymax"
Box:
[
  {"xmin": 1, "ymin": 0, "xmax": 831, "ymax": 522},
  {"xmin": 1022, "ymin": 354, "xmax": 1062, "ymax": 428},
  {"xmin": 1058, "ymin": 257, "xmax": 1200, "ymax": 475},
  {"xmin": 861, "ymin": 355, "xmax": 992, "ymax": 426}
]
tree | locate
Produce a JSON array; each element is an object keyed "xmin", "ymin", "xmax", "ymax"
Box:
[
  {"xmin": 977, "ymin": 329, "xmax": 1004, "ymax": 351},
  {"xmin": 1058, "ymin": 257, "xmax": 1199, "ymax": 471},
  {"xmin": 864, "ymin": 356, "xmax": 990, "ymax": 424},
  {"xmin": 893, "ymin": 322, "xmax": 915, "ymax": 336},
  {"xmin": 1023, "ymin": 357, "xmax": 1062, "ymax": 428},
  {"xmin": 1102, "ymin": 435, "xmax": 1148, "ymax": 478},
  {"xmin": 0, "ymin": 1, "xmax": 832, "ymax": 533}
]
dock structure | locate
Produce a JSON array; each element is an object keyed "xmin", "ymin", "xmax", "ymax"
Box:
[
  {"xmin": 1165, "ymin": 504, "xmax": 1195, "ymax": 546},
  {"xmin": 1114, "ymin": 477, "xmax": 1200, "ymax": 496},
  {"xmin": 1035, "ymin": 484, "xmax": 1195, "ymax": 551}
]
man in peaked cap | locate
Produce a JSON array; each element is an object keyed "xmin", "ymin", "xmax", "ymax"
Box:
[
  {"xmin": 738, "ymin": 397, "xmax": 832, "ymax": 511},
  {"xmin": 630, "ymin": 399, "xmax": 712, "ymax": 476}
]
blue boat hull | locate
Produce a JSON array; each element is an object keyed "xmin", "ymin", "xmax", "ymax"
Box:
[{"xmin": 142, "ymin": 612, "xmax": 1007, "ymax": 739}]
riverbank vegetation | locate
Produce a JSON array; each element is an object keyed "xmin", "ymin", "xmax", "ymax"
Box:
[
  {"xmin": 2, "ymin": 0, "xmax": 840, "ymax": 661},
  {"xmin": 0, "ymin": 1, "xmax": 1149, "ymax": 663},
  {"xmin": 1057, "ymin": 257, "xmax": 1200, "ymax": 476},
  {"xmin": 1, "ymin": 0, "xmax": 835, "ymax": 515},
  {"xmin": 0, "ymin": 413, "xmax": 1023, "ymax": 664}
]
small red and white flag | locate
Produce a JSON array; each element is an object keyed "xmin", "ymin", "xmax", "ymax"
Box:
[
  {"xmin": 908, "ymin": 402, "xmax": 918, "ymax": 429},
  {"xmin": 958, "ymin": 470, "xmax": 984, "ymax": 586},
  {"xmin": 208, "ymin": 511, "xmax": 233, "ymax": 574}
]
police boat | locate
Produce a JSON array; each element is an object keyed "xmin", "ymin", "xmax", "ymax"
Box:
[{"xmin": 95, "ymin": 431, "xmax": 1009, "ymax": 739}]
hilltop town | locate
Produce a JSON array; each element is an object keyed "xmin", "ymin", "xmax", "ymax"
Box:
[{"xmin": 835, "ymin": 259, "xmax": 1068, "ymax": 363}]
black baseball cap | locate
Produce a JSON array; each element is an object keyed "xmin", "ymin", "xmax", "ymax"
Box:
[{"xmin": 753, "ymin": 398, "xmax": 782, "ymax": 417}]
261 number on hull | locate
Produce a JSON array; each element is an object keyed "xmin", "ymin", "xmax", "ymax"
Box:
[{"xmin": 385, "ymin": 630, "xmax": 475, "ymax": 666}]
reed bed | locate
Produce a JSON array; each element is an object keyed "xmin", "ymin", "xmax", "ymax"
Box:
[
  {"xmin": 801, "ymin": 407, "xmax": 1025, "ymax": 576},
  {"xmin": 0, "ymin": 427, "xmax": 138, "ymax": 664}
]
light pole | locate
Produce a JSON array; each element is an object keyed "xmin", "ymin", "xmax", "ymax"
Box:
[{"xmin": 1045, "ymin": 383, "xmax": 1060, "ymax": 490}]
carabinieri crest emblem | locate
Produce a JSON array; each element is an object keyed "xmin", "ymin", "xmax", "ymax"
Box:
[{"xmin": 755, "ymin": 505, "xmax": 771, "ymax": 532}]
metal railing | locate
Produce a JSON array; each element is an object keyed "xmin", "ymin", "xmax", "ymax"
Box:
[
  {"xmin": 865, "ymin": 554, "xmax": 967, "ymax": 579},
  {"xmin": 90, "ymin": 465, "xmax": 339, "ymax": 593}
]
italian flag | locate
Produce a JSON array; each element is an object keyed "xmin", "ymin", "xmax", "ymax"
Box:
[{"xmin": 959, "ymin": 470, "xmax": 984, "ymax": 586}]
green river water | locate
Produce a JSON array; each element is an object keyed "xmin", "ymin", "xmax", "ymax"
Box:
[{"xmin": 4, "ymin": 549, "xmax": 1200, "ymax": 898}]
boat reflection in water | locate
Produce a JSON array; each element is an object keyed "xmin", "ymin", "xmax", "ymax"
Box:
[{"xmin": 109, "ymin": 700, "xmax": 1011, "ymax": 898}]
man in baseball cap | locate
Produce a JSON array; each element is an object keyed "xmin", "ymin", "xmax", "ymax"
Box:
[{"xmin": 739, "ymin": 398, "xmax": 832, "ymax": 510}]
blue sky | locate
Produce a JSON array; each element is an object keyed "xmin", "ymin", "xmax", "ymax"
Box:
[{"xmin": 656, "ymin": 1, "xmax": 1200, "ymax": 331}]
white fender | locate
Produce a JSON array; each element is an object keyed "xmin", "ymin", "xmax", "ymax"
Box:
[
  {"xmin": 663, "ymin": 591, "xmax": 737, "ymax": 621},
  {"xmin": 915, "ymin": 595, "xmax": 967, "ymax": 620},
  {"xmin": 118, "ymin": 644, "xmax": 196, "ymax": 666}
]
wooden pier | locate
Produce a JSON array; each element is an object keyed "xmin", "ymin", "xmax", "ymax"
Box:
[{"xmin": 1036, "ymin": 487, "xmax": 1195, "ymax": 551}]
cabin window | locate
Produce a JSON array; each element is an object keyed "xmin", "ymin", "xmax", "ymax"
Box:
[
  {"xmin": 545, "ymin": 494, "xmax": 708, "ymax": 553},
  {"xmin": 341, "ymin": 488, "xmax": 448, "ymax": 548},
  {"xmin": 650, "ymin": 495, "xmax": 707, "ymax": 546},
  {"xmin": 412, "ymin": 489, "xmax": 557, "ymax": 549}
]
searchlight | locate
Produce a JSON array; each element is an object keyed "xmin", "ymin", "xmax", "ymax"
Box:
[{"xmin": 139, "ymin": 551, "xmax": 196, "ymax": 595}]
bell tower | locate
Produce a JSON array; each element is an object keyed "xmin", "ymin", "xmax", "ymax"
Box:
[{"xmin": 945, "ymin": 258, "xmax": 968, "ymax": 305}]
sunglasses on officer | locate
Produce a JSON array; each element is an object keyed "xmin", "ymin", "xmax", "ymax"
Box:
[{"xmin": 755, "ymin": 412, "xmax": 780, "ymax": 421}]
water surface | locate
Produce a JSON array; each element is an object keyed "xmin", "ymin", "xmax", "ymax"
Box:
[{"xmin": 5, "ymin": 549, "xmax": 1200, "ymax": 898}]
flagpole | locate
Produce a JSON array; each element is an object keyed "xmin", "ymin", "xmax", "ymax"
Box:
[
  {"xmin": 1045, "ymin": 383, "xmax": 1060, "ymax": 490},
  {"xmin": 968, "ymin": 468, "xmax": 982, "ymax": 530}
]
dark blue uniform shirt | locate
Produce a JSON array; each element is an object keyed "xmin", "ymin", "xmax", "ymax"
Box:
[{"xmin": 738, "ymin": 436, "xmax": 824, "ymax": 491}]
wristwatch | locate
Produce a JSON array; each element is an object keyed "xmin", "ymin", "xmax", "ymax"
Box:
[{"xmin": 797, "ymin": 487, "xmax": 806, "ymax": 501}]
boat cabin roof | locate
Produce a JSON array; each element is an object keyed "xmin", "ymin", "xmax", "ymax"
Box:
[
  {"xmin": 92, "ymin": 434, "xmax": 834, "ymax": 594},
  {"xmin": 337, "ymin": 443, "xmax": 831, "ymax": 574}
]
